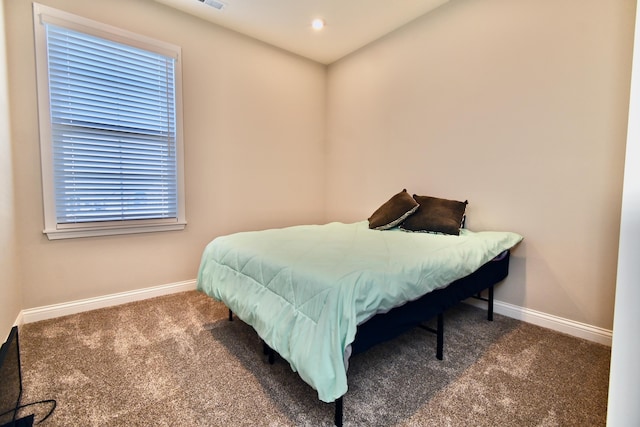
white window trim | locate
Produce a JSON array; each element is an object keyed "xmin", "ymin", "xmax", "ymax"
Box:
[{"xmin": 33, "ymin": 3, "xmax": 186, "ymax": 240}]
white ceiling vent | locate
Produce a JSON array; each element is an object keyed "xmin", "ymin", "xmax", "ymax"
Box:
[{"xmin": 197, "ymin": 0, "xmax": 226, "ymax": 11}]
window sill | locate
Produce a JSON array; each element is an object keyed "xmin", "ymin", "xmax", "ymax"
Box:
[{"xmin": 43, "ymin": 222, "xmax": 187, "ymax": 240}]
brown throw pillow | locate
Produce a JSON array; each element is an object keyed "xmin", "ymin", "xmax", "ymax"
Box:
[
  {"xmin": 400, "ymin": 195, "xmax": 468, "ymax": 235},
  {"xmin": 368, "ymin": 189, "xmax": 419, "ymax": 230}
]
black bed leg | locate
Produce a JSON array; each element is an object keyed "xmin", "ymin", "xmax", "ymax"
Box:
[
  {"xmin": 436, "ymin": 312, "xmax": 444, "ymax": 360},
  {"xmin": 334, "ymin": 397, "xmax": 343, "ymax": 427},
  {"xmin": 488, "ymin": 286, "xmax": 494, "ymax": 321},
  {"xmin": 261, "ymin": 340, "xmax": 276, "ymax": 364},
  {"xmin": 228, "ymin": 309, "xmax": 233, "ymax": 321}
]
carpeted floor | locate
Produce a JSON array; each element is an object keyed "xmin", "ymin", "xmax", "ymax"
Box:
[{"xmin": 16, "ymin": 291, "xmax": 610, "ymax": 426}]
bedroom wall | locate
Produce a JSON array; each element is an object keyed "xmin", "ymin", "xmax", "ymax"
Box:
[
  {"xmin": 325, "ymin": 0, "xmax": 635, "ymax": 330},
  {"xmin": 4, "ymin": 0, "xmax": 326, "ymax": 308},
  {"xmin": 0, "ymin": 0, "xmax": 23, "ymax": 339}
]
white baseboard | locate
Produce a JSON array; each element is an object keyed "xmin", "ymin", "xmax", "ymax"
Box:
[
  {"xmin": 20, "ymin": 279, "xmax": 197, "ymax": 324},
  {"xmin": 18, "ymin": 280, "xmax": 612, "ymax": 347},
  {"xmin": 465, "ymin": 298, "xmax": 613, "ymax": 347}
]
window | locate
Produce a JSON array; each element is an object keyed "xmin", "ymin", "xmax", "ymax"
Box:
[{"xmin": 33, "ymin": 3, "xmax": 186, "ymax": 240}]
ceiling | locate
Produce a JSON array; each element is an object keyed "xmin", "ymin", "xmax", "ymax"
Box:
[{"xmin": 153, "ymin": 0, "xmax": 450, "ymax": 64}]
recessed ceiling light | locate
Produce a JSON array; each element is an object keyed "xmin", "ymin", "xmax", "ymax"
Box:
[{"xmin": 311, "ymin": 18, "xmax": 325, "ymax": 31}]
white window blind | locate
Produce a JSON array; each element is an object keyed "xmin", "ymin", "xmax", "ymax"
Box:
[
  {"xmin": 48, "ymin": 24, "xmax": 177, "ymax": 224},
  {"xmin": 33, "ymin": 4, "xmax": 186, "ymax": 239}
]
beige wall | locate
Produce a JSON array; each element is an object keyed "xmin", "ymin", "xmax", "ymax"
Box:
[
  {"xmin": 0, "ymin": 0, "xmax": 22, "ymax": 337},
  {"xmin": 326, "ymin": 0, "xmax": 635, "ymax": 330},
  {"xmin": 4, "ymin": 0, "xmax": 326, "ymax": 308}
]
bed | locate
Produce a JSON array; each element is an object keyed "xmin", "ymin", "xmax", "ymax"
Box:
[{"xmin": 197, "ymin": 191, "xmax": 522, "ymax": 426}]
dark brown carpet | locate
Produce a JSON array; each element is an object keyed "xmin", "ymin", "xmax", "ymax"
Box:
[{"xmin": 16, "ymin": 291, "xmax": 610, "ymax": 426}]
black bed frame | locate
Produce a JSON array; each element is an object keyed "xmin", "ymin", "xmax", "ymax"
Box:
[{"xmin": 228, "ymin": 250, "xmax": 511, "ymax": 426}]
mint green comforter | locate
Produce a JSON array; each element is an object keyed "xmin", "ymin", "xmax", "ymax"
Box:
[{"xmin": 197, "ymin": 221, "xmax": 522, "ymax": 403}]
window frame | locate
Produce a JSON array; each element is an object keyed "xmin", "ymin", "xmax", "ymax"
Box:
[{"xmin": 33, "ymin": 3, "xmax": 186, "ymax": 240}]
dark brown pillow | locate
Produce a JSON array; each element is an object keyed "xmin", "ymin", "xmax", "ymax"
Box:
[
  {"xmin": 400, "ymin": 195, "xmax": 468, "ymax": 235},
  {"xmin": 368, "ymin": 189, "xmax": 419, "ymax": 230}
]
